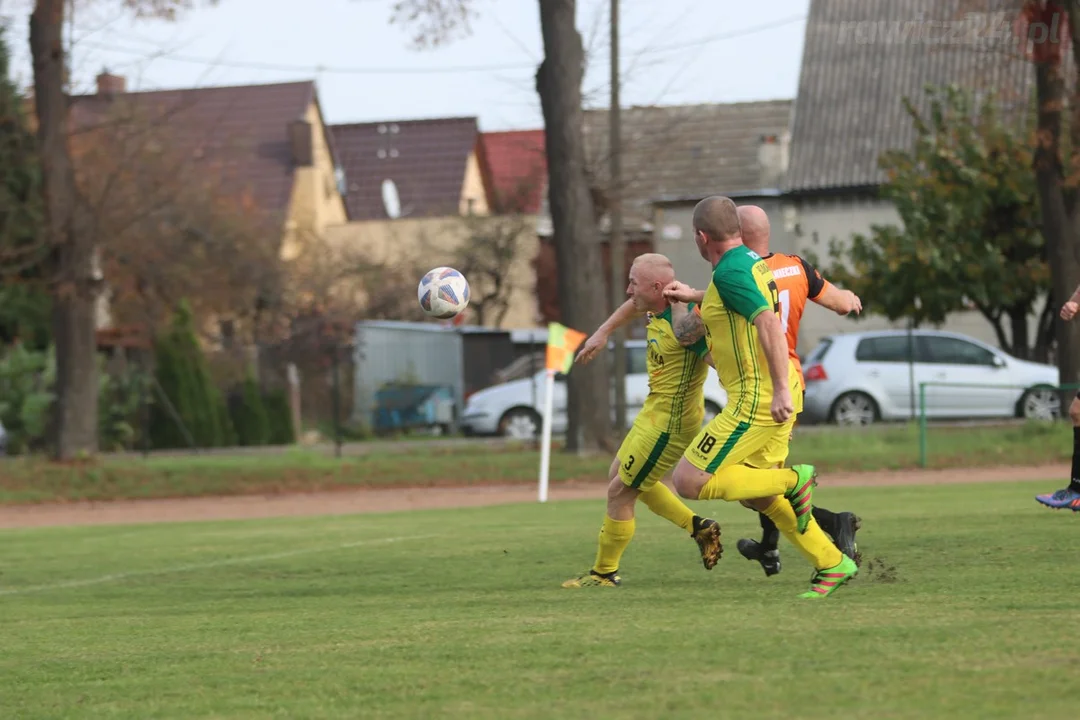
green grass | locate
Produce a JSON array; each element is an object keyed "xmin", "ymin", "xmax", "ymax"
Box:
[
  {"xmin": 0, "ymin": 421, "xmax": 1071, "ymax": 505},
  {"xmin": 0, "ymin": 480, "xmax": 1077, "ymax": 719}
]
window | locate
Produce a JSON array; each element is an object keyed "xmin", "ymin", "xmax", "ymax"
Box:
[
  {"xmin": 805, "ymin": 337, "xmax": 833, "ymax": 364},
  {"xmin": 855, "ymin": 335, "xmax": 913, "ymax": 363},
  {"xmin": 917, "ymin": 336, "xmax": 997, "ymax": 366},
  {"xmin": 627, "ymin": 346, "xmax": 648, "ymax": 375}
]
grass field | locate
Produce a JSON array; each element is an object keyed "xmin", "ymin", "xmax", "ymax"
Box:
[
  {"xmin": 1, "ymin": 480, "xmax": 1077, "ymax": 719},
  {"xmin": 0, "ymin": 421, "xmax": 1071, "ymax": 505}
]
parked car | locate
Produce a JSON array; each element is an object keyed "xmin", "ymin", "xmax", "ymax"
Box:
[
  {"xmin": 801, "ymin": 329, "xmax": 1061, "ymax": 425},
  {"xmin": 461, "ymin": 339, "xmax": 728, "ymax": 439}
]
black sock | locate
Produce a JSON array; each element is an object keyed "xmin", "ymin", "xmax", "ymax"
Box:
[
  {"xmin": 812, "ymin": 507, "xmax": 839, "ymax": 536},
  {"xmin": 1071, "ymin": 427, "xmax": 1080, "ymax": 494},
  {"xmin": 759, "ymin": 512, "xmax": 780, "ymax": 551}
]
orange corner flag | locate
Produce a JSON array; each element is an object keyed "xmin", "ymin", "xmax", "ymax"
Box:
[{"xmin": 545, "ymin": 322, "xmax": 587, "ymax": 374}]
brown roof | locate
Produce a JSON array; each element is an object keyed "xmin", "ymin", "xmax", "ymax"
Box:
[
  {"xmin": 330, "ymin": 117, "xmax": 479, "ymax": 220},
  {"xmin": 70, "ymin": 80, "xmax": 322, "ymax": 222},
  {"xmin": 477, "ymin": 130, "xmax": 546, "ymax": 214},
  {"xmin": 786, "ymin": 0, "xmax": 1037, "ymax": 193},
  {"xmin": 582, "ymin": 100, "xmax": 794, "ymax": 228}
]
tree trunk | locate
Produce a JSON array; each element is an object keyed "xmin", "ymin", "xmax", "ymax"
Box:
[
  {"xmin": 1034, "ymin": 294, "xmax": 1055, "ymax": 362},
  {"xmin": 535, "ymin": 0, "xmax": 612, "ymax": 453},
  {"xmin": 1007, "ymin": 304, "xmax": 1031, "ymax": 359},
  {"xmin": 30, "ymin": 0, "xmax": 99, "ymax": 459}
]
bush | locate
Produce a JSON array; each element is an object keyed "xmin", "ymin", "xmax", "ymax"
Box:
[
  {"xmin": 149, "ymin": 303, "xmax": 235, "ymax": 449},
  {"xmin": 263, "ymin": 388, "xmax": 295, "ymax": 445},
  {"xmin": 229, "ymin": 372, "xmax": 270, "ymax": 447},
  {"xmin": 0, "ymin": 343, "xmax": 54, "ymax": 455},
  {"xmin": 98, "ymin": 361, "xmax": 151, "ymax": 452}
]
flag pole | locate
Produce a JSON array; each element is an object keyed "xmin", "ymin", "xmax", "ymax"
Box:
[
  {"xmin": 538, "ymin": 322, "xmax": 586, "ymax": 503},
  {"xmin": 538, "ymin": 367, "xmax": 556, "ymax": 503}
]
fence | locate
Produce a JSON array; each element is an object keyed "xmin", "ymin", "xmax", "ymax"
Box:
[{"xmin": 916, "ymin": 381, "xmax": 1076, "ymax": 467}]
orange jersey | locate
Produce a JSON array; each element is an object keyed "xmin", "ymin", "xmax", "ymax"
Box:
[{"xmin": 762, "ymin": 252, "xmax": 831, "ymax": 386}]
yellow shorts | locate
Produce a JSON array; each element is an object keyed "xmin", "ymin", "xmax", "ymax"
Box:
[
  {"xmin": 683, "ymin": 411, "xmax": 796, "ymax": 474},
  {"xmin": 616, "ymin": 424, "xmax": 700, "ymax": 492}
]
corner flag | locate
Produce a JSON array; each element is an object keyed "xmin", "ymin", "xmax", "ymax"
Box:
[{"xmin": 545, "ymin": 322, "xmax": 587, "ymax": 375}]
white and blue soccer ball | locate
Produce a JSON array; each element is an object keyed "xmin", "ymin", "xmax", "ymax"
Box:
[{"xmin": 417, "ymin": 266, "xmax": 470, "ymax": 320}]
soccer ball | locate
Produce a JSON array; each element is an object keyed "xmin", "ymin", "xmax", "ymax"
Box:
[{"xmin": 417, "ymin": 267, "xmax": 470, "ymax": 320}]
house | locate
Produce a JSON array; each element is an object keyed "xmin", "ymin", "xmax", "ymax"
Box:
[
  {"xmin": 323, "ymin": 118, "xmax": 542, "ymax": 329},
  {"xmin": 780, "ymin": 0, "xmax": 1036, "ymax": 355},
  {"xmin": 532, "ymin": 100, "xmax": 793, "ymax": 332},
  {"xmin": 65, "ymin": 73, "xmax": 348, "ymax": 341}
]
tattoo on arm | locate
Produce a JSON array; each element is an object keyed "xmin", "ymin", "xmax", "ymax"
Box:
[{"xmin": 674, "ymin": 308, "xmax": 706, "ymax": 346}]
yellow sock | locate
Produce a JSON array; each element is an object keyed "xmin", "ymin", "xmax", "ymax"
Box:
[
  {"xmin": 593, "ymin": 515, "xmax": 635, "ymax": 574},
  {"xmin": 761, "ymin": 497, "xmax": 842, "ymax": 570},
  {"xmin": 640, "ymin": 482, "xmax": 695, "ymax": 532},
  {"xmin": 698, "ymin": 464, "xmax": 797, "ymax": 501}
]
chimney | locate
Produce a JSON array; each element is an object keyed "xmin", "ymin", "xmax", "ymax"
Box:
[
  {"xmin": 96, "ymin": 71, "xmax": 126, "ymax": 97},
  {"xmin": 757, "ymin": 132, "xmax": 789, "ymax": 189}
]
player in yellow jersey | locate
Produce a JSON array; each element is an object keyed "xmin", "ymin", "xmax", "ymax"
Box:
[
  {"xmin": 562, "ymin": 253, "xmax": 723, "ymax": 588},
  {"xmin": 664, "ymin": 196, "xmax": 859, "ymax": 599}
]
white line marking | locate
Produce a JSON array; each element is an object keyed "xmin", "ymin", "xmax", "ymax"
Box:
[{"xmin": 0, "ymin": 535, "xmax": 434, "ymax": 597}]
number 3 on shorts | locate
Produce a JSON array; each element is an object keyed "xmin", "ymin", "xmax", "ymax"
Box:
[{"xmin": 623, "ymin": 455, "xmax": 635, "ymax": 472}]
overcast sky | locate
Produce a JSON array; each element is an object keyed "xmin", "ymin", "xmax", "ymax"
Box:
[{"xmin": 2, "ymin": 0, "xmax": 810, "ymax": 130}]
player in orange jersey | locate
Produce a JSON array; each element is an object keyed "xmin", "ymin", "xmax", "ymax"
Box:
[{"xmin": 734, "ymin": 205, "xmax": 864, "ymax": 577}]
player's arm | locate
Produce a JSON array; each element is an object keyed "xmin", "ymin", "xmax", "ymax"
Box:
[
  {"xmin": 799, "ymin": 255, "xmax": 861, "ymax": 316},
  {"xmin": 1062, "ymin": 283, "xmax": 1080, "ymax": 321},
  {"xmin": 663, "ymin": 281, "xmax": 705, "ymax": 305},
  {"xmin": 670, "ymin": 302, "xmax": 711, "ymax": 358},
  {"xmin": 575, "ymin": 299, "xmax": 642, "ymax": 364},
  {"xmin": 715, "ymin": 268, "xmax": 794, "ymax": 422}
]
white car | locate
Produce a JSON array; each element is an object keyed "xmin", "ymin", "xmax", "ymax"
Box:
[
  {"xmin": 461, "ymin": 339, "xmax": 728, "ymax": 439},
  {"xmin": 801, "ymin": 329, "xmax": 1061, "ymax": 424}
]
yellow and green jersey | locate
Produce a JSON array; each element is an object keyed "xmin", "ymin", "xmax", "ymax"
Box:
[
  {"xmin": 637, "ymin": 304, "xmax": 710, "ymax": 434},
  {"xmin": 700, "ymin": 246, "xmax": 802, "ymax": 426}
]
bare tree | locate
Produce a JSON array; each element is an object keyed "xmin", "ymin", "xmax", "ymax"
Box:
[
  {"xmin": 454, "ymin": 212, "xmax": 533, "ymax": 328},
  {"xmin": 1023, "ymin": 0, "xmax": 1080, "ymax": 389},
  {"xmin": 390, "ymin": 0, "xmax": 613, "ymax": 452},
  {"xmin": 26, "ymin": 0, "xmax": 217, "ymax": 459}
]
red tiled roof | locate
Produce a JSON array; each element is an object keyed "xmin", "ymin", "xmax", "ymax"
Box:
[
  {"xmin": 329, "ymin": 117, "xmax": 478, "ymax": 220},
  {"xmin": 69, "ymin": 80, "xmax": 320, "ymax": 224},
  {"xmin": 477, "ymin": 130, "xmax": 546, "ymax": 214}
]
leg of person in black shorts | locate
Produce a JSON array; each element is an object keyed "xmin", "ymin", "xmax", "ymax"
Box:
[
  {"xmin": 737, "ymin": 390, "xmax": 862, "ymax": 576},
  {"xmin": 1035, "ymin": 390, "xmax": 1080, "ymax": 511}
]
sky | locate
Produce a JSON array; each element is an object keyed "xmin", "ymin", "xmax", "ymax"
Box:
[{"xmin": 1, "ymin": 0, "xmax": 811, "ymax": 131}]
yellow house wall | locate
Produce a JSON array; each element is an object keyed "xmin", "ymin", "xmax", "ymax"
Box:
[
  {"xmin": 324, "ymin": 216, "xmax": 539, "ymax": 329},
  {"xmin": 281, "ymin": 101, "xmax": 349, "ymax": 261}
]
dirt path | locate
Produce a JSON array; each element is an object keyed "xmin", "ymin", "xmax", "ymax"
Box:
[{"xmin": 0, "ymin": 463, "xmax": 1065, "ymax": 530}]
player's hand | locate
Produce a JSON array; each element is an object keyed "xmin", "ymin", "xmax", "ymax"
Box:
[
  {"xmin": 574, "ymin": 332, "xmax": 607, "ymax": 364},
  {"xmin": 1062, "ymin": 301, "xmax": 1079, "ymax": 322},
  {"xmin": 838, "ymin": 290, "xmax": 862, "ymax": 316},
  {"xmin": 663, "ymin": 281, "xmax": 697, "ymax": 304},
  {"xmin": 771, "ymin": 387, "xmax": 795, "ymax": 424}
]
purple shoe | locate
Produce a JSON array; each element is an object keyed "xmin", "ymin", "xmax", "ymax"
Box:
[{"xmin": 1035, "ymin": 488, "xmax": 1080, "ymax": 510}]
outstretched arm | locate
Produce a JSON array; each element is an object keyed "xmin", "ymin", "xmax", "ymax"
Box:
[
  {"xmin": 575, "ymin": 299, "xmax": 642, "ymax": 365},
  {"xmin": 799, "ymin": 255, "xmax": 861, "ymax": 316},
  {"xmin": 814, "ymin": 283, "xmax": 863, "ymax": 316},
  {"xmin": 670, "ymin": 302, "xmax": 706, "ymax": 347}
]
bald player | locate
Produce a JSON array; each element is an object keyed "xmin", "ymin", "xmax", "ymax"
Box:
[
  {"xmin": 664, "ymin": 196, "xmax": 858, "ymax": 599},
  {"xmin": 734, "ymin": 205, "xmax": 863, "ymax": 577},
  {"xmin": 563, "ymin": 253, "xmax": 723, "ymax": 588}
]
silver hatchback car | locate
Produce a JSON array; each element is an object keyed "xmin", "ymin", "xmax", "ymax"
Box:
[{"xmin": 801, "ymin": 330, "xmax": 1061, "ymax": 425}]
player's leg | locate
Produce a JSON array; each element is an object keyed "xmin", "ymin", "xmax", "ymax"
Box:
[
  {"xmin": 1036, "ymin": 391, "xmax": 1080, "ymax": 511},
  {"xmin": 671, "ymin": 415, "xmax": 817, "ymax": 532},
  {"xmin": 637, "ymin": 427, "xmax": 723, "ymax": 569},
  {"xmin": 745, "ymin": 426, "xmax": 857, "ymax": 598},
  {"xmin": 562, "ymin": 458, "xmax": 636, "ymax": 588}
]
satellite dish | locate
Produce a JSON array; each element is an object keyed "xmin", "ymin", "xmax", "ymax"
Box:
[{"xmin": 381, "ymin": 179, "xmax": 401, "ymax": 219}]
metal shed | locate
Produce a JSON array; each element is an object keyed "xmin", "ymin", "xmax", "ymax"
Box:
[{"xmin": 352, "ymin": 321, "xmax": 465, "ymax": 431}]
